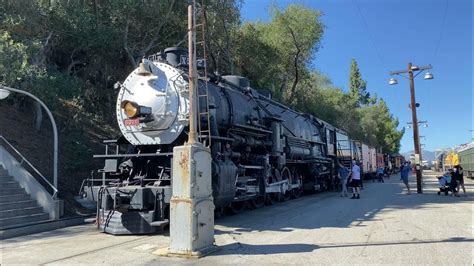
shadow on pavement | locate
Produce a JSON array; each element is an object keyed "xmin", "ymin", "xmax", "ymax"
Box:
[
  {"xmin": 215, "ymin": 243, "xmax": 318, "ymax": 255},
  {"xmin": 215, "ymin": 171, "xmax": 472, "ymax": 234},
  {"xmin": 212, "ymin": 237, "xmax": 474, "ymax": 256}
]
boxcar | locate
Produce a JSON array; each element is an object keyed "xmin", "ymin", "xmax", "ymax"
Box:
[
  {"xmin": 459, "ymin": 145, "xmax": 474, "ymax": 179},
  {"xmin": 376, "ymin": 153, "xmax": 384, "ymax": 169}
]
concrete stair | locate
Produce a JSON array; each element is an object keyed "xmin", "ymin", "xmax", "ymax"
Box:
[{"xmin": 0, "ymin": 166, "xmax": 51, "ymax": 230}]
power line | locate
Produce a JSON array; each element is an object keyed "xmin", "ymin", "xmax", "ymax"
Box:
[
  {"xmin": 352, "ymin": 0, "xmax": 388, "ymax": 71},
  {"xmin": 433, "ymin": 0, "xmax": 449, "ymax": 59}
]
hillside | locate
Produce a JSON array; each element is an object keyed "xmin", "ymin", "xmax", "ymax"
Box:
[
  {"xmin": 0, "ymin": 98, "xmax": 117, "ymax": 215},
  {"xmin": 401, "ymin": 150, "xmax": 436, "ymax": 162}
]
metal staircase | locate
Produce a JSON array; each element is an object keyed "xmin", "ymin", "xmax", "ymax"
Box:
[
  {"xmin": 0, "ymin": 165, "xmax": 50, "ymax": 229},
  {"xmin": 0, "ymin": 135, "xmax": 66, "ymax": 239}
]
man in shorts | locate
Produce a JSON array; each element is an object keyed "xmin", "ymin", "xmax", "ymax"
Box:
[{"xmin": 350, "ymin": 160, "xmax": 361, "ymax": 199}]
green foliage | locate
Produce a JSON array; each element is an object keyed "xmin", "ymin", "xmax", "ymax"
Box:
[
  {"xmin": 348, "ymin": 59, "xmax": 370, "ymax": 106},
  {"xmin": 233, "ymin": 4, "xmax": 324, "ymax": 104},
  {"xmin": 201, "ymin": 0, "xmax": 242, "ymax": 74}
]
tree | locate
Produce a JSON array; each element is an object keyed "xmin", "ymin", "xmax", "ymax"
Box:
[
  {"xmin": 201, "ymin": 0, "xmax": 242, "ymax": 75},
  {"xmin": 357, "ymin": 99, "xmax": 404, "ymax": 153},
  {"xmin": 348, "ymin": 59, "xmax": 370, "ymax": 106},
  {"xmin": 232, "ymin": 4, "xmax": 324, "ymax": 104}
]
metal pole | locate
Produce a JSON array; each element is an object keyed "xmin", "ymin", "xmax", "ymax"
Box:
[
  {"xmin": 187, "ymin": 0, "xmax": 198, "ymax": 144},
  {"xmin": 0, "ymin": 85, "xmax": 58, "ymax": 197},
  {"xmin": 407, "ymin": 63, "xmax": 423, "ymax": 193}
]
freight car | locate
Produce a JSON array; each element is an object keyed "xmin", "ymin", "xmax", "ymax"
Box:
[
  {"xmin": 459, "ymin": 143, "xmax": 474, "ymax": 178},
  {"xmin": 78, "ymin": 47, "xmax": 376, "ymax": 235}
]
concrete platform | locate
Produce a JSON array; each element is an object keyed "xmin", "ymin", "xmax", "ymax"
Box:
[{"xmin": 1, "ymin": 171, "xmax": 472, "ymax": 265}]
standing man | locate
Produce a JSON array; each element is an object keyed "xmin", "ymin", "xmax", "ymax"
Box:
[
  {"xmin": 453, "ymin": 165, "xmax": 466, "ymax": 196},
  {"xmin": 338, "ymin": 161, "xmax": 350, "ymax": 197},
  {"xmin": 377, "ymin": 166, "xmax": 385, "ymax": 183},
  {"xmin": 400, "ymin": 162, "xmax": 411, "ymax": 195},
  {"xmin": 350, "ymin": 160, "xmax": 361, "ymax": 199}
]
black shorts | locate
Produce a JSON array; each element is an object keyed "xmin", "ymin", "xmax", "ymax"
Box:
[{"xmin": 351, "ymin": 179, "xmax": 361, "ymax": 187}]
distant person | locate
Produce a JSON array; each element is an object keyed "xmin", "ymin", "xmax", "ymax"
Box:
[
  {"xmin": 338, "ymin": 161, "xmax": 350, "ymax": 197},
  {"xmin": 453, "ymin": 165, "xmax": 466, "ymax": 196},
  {"xmin": 400, "ymin": 162, "xmax": 411, "ymax": 194},
  {"xmin": 377, "ymin": 166, "xmax": 385, "ymax": 183},
  {"xmin": 350, "ymin": 160, "xmax": 361, "ymax": 199}
]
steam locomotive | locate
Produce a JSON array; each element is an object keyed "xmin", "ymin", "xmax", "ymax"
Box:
[{"xmin": 79, "ymin": 47, "xmax": 366, "ymax": 235}]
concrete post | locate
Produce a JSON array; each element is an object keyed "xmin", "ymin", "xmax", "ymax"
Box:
[{"xmin": 166, "ymin": 143, "xmax": 216, "ymax": 257}]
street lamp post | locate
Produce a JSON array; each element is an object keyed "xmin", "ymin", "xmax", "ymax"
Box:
[
  {"xmin": 0, "ymin": 85, "xmax": 58, "ymax": 197},
  {"xmin": 389, "ymin": 63, "xmax": 433, "ymax": 194}
]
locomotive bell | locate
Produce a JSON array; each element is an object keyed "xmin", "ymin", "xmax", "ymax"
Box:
[{"xmin": 137, "ymin": 61, "xmax": 152, "ymax": 76}]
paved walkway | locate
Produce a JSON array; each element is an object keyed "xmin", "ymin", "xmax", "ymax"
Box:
[{"xmin": 1, "ymin": 171, "xmax": 472, "ymax": 265}]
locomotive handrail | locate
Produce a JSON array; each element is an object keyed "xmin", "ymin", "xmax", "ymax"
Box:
[
  {"xmin": 0, "ymin": 135, "xmax": 58, "ymax": 199},
  {"xmin": 93, "ymin": 152, "xmax": 173, "ymax": 158}
]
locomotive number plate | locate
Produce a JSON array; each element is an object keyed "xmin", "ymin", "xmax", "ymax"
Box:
[{"xmin": 124, "ymin": 118, "xmax": 140, "ymax": 126}]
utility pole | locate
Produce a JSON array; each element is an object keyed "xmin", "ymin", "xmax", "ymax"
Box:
[
  {"xmin": 163, "ymin": 0, "xmax": 216, "ymax": 258},
  {"xmin": 187, "ymin": 0, "xmax": 197, "ymax": 144},
  {"xmin": 389, "ymin": 63, "xmax": 433, "ymax": 194}
]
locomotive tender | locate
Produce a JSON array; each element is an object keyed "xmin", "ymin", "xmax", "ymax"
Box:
[{"xmin": 80, "ymin": 47, "xmax": 361, "ymax": 234}]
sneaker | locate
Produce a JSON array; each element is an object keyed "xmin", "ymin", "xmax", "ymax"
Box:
[
  {"xmin": 350, "ymin": 195, "xmax": 356, "ymax": 199},
  {"xmin": 356, "ymin": 195, "xmax": 360, "ymax": 199}
]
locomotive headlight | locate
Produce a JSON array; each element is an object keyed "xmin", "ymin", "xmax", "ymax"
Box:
[
  {"xmin": 121, "ymin": 100, "xmax": 152, "ymax": 118},
  {"xmin": 122, "ymin": 101, "xmax": 139, "ymax": 118}
]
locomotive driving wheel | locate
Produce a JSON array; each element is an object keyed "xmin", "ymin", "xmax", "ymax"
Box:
[
  {"xmin": 281, "ymin": 167, "xmax": 292, "ymax": 201},
  {"xmin": 291, "ymin": 172, "xmax": 303, "ymax": 198},
  {"xmin": 250, "ymin": 195, "xmax": 265, "ymax": 209},
  {"xmin": 265, "ymin": 193, "xmax": 275, "ymax": 205},
  {"xmin": 228, "ymin": 200, "xmax": 247, "ymax": 214},
  {"xmin": 292, "ymin": 186, "xmax": 303, "ymax": 198}
]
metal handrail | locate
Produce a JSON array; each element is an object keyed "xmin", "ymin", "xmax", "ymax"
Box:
[{"xmin": 0, "ymin": 135, "xmax": 58, "ymax": 199}]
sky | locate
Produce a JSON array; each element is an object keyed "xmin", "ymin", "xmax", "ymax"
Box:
[{"xmin": 240, "ymin": 0, "xmax": 473, "ymax": 153}]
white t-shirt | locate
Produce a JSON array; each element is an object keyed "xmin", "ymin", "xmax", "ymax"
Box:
[{"xmin": 351, "ymin": 164, "xmax": 361, "ymax": 180}]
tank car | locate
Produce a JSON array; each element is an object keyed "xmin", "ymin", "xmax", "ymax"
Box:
[{"xmin": 79, "ymin": 47, "xmax": 347, "ymax": 235}]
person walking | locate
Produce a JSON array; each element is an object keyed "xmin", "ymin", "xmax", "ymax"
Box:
[
  {"xmin": 400, "ymin": 162, "xmax": 411, "ymax": 194},
  {"xmin": 453, "ymin": 165, "xmax": 466, "ymax": 196},
  {"xmin": 377, "ymin": 166, "xmax": 385, "ymax": 183},
  {"xmin": 338, "ymin": 161, "xmax": 350, "ymax": 197},
  {"xmin": 350, "ymin": 160, "xmax": 361, "ymax": 199}
]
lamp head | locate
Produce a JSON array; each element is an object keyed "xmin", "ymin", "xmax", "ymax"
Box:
[
  {"xmin": 389, "ymin": 78, "xmax": 398, "ymax": 85},
  {"xmin": 0, "ymin": 88, "xmax": 10, "ymax": 100},
  {"xmin": 424, "ymin": 71, "xmax": 433, "ymax": 80}
]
